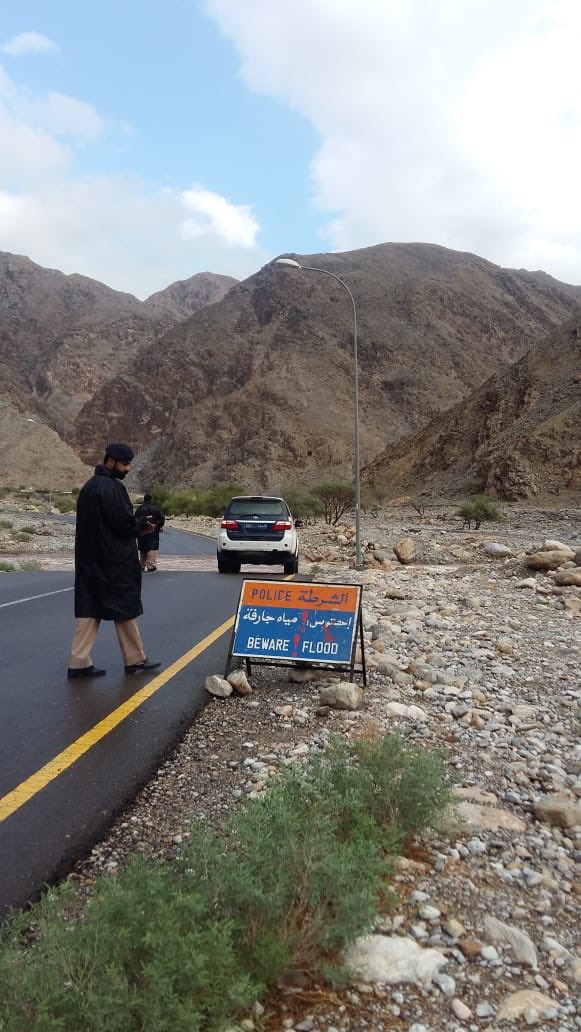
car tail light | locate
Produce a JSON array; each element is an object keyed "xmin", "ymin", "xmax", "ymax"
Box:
[
  {"xmin": 272, "ymin": 520, "xmax": 293, "ymax": 531},
  {"xmin": 221, "ymin": 519, "xmax": 239, "ymax": 529}
]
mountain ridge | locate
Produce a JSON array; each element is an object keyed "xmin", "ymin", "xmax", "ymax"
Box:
[{"xmin": 1, "ymin": 242, "xmax": 580, "ymax": 499}]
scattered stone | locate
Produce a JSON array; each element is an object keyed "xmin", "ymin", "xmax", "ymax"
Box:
[
  {"xmin": 227, "ymin": 669, "xmax": 253, "ymax": 695},
  {"xmin": 484, "ymin": 542, "xmax": 513, "ymax": 557},
  {"xmin": 204, "ymin": 674, "xmax": 233, "ymax": 698},
  {"xmin": 534, "ymin": 794, "xmax": 581, "ymax": 829},
  {"xmin": 496, "ymin": 989, "xmax": 557, "ymax": 1021},
  {"xmin": 343, "ymin": 934, "xmax": 447, "ymax": 985},
  {"xmin": 319, "ymin": 682, "xmax": 364, "ymax": 710},
  {"xmin": 484, "ymin": 915, "xmax": 538, "ymax": 967}
]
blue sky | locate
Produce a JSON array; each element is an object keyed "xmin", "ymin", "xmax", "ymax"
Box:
[{"xmin": 1, "ymin": 0, "xmax": 580, "ymax": 297}]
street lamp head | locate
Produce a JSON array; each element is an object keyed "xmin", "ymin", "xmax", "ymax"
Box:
[{"xmin": 274, "ymin": 257, "xmax": 302, "ymax": 269}]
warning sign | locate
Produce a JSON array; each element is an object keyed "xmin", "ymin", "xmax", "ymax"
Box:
[{"xmin": 229, "ymin": 579, "xmax": 362, "ymax": 668}]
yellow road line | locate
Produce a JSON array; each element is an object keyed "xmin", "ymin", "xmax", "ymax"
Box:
[{"xmin": 0, "ymin": 616, "xmax": 235, "ymax": 824}]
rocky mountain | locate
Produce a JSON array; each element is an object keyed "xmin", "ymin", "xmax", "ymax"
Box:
[
  {"xmin": 0, "ymin": 253, "xmax": 236, "ymax": 488},
  {"xmin": 142, "ymin": 272, "xmax": 237, "ymax": 322},
  {"xmin": 2, "ymin": 244, "xmax": 580, "ymax": 498},
  {"xmin": 364, "ymin": 316, "xmax": 581, "ymax": 502},
  {"xmin": 72, "ymin": 242, "xmax": 581, "ymax": 492}
]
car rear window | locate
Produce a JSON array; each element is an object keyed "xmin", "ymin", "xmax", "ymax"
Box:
[{"xmin": 228, "ymin": 499, "xmax": 287, "ymax": 517}]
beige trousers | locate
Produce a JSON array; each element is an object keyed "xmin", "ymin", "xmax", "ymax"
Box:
[
  {"xmin": 139, "ymin": 549, "xmax": 158, "ymax": 571},
  {"xmin": 68, "ymin": 617, "xmax": 146, "ymax": 669}
]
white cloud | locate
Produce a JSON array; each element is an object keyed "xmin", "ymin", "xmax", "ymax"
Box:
[
  {"xmin": 1, "ymin": 32, "xmax": 59, "ymax": 57},
  {"xmin": 0, "ymin": 65, "xmax": 99, "ymax": 182},
  {"xmin": 0, "ymin": 64, "xmax": 265, "ymax": 296},
  {"xmin": 0, "ymin": 177, "xmax": 268, "ymax": 297},
  {"xmin": 13, "ymin": 90, "xmax": 104, "ymax": 140},
  {"xmin": 206, "ymin": 0, "xmax": 581, "ymax": 283},
  {"xmin": 180, "ymin": 186, "xmax": 259, "ymax": 248},
  {"xmin": 0, "ymin": 100, "xmax": 70, "ymax": 182}
]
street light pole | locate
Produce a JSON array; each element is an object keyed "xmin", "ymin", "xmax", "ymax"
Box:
[{"xmin": 275, "ymin": 257, "xmax": 362, "ymax": 567}]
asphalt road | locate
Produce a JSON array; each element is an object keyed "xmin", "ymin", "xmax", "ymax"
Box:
[{"xmin": 0, "ymin": 528, "xmax": 247, "ymax": 918}]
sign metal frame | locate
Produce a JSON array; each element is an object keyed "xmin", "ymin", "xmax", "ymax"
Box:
[{"xmin": 225, "ymin": 578, "xmax": 366, "ymax": 685}]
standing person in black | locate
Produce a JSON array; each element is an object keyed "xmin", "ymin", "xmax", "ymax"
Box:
[
  {"xmin": 67, "ymin": 443, "xmax": 162, "ymax": 679},
  {"xmin": 134, "ymin": 493, "xmax": 165, "ymax": 572}
]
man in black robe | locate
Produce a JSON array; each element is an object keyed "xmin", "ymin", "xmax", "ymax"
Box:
[
  {"xmin": 135, "ymin": 493, "xmax": 165, "ymax": 572},
  {"xmin": 67, "ymin": 442, "xmax": 162, "ymax": 678}
]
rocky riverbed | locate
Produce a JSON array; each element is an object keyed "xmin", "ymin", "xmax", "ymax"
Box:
[{"xmin": 2, "ymin": 502, "xmax": 580, "ymax": 1030}]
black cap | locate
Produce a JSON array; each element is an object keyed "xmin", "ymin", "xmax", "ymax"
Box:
[{"xmin": 106, "ymin": 442, "xmax": 134, "ymax": 462}]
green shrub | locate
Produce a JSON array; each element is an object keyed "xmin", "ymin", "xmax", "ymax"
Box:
[
  {"xmin": 181, "ymin": 733, "xmax": 455, "ymax": 979},
  {"xmin": 0, "ymin": 519, "xmax": 13, "ymax": 530},
  {"xmin": 361, "ymin": 485, "xmax": 388, "ymax": 513},
  {"xmin": 0, "ymin": 734, "xmax": 456, "ymax": 1030},
  {"xmin": 203, "ymin": 483, "xmax": 246, "ymax": 517},
  {"xmin": 19, "ymin": 525, "xmax": 36, "ymax": 535},
  {"xmin": 280, "ymin": 487, "xmax": 324, "ymax": 522},
  {"xmin": 458, "ymin": 494, "xmax": 502, "ymax": 529},
  {"xmin": 52, "ymin": 495, "xmax": 76, "ymax": 513},
  {"xmin": 0, "ymin": 561, "xmax": 16, "ymax": 572},
  {"xmin": 311, "ymin": 481, "xmax": 355, "ymax": 525},
  {"xmin": 0, "ymin": 864, "xmax": 257, "ymax": 1032},
  {"xmin": 149, "ymin": 483, "xmax": 246, "ymax": 518}
]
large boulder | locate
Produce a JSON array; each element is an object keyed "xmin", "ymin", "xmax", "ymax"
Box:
[
  {"xmin": 393, "ymin": 537, "xmax": 416, "ymax": 564},
  {"xmin": 526, "ymin": 549, "xmax": 574, "ymax": 570}
]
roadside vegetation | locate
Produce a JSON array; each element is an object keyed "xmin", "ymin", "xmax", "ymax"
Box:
[
  {"xmin": 149, "ymin": 481, "xmax": 388, "ymax": 527},
  {"xmin": 458, "ymin": 494, "xmax": 502, "ymax": 529},
  {"xmin": 0, "ymin": 733, "xmax": 455, "ymax": 1032}
]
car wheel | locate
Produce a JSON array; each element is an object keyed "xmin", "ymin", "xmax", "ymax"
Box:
[
  {"xmin": 283, "ymin": 555, "xmax": 299, "ymax": 575},
  {"xmin": 217, "ymin": 554, "xmax": 235, "ymax": 573}
]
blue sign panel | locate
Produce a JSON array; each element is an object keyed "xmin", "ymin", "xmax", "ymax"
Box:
[{"xmin": 231, "ymin": 580, "xmax": 362, "ymax": 666}]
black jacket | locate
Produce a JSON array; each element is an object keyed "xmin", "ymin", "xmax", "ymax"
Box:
[
  {"xmin": 74, "ymin": 465, "xmax": 144, "ymax": 621},
  {"xmin": 134, "ymin": 501, "xmax": 165, "ymax": 552}
]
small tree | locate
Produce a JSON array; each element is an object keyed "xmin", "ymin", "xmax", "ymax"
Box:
[
  {"xmin": 312, "ymin": 482, "xmax": 355, "ymax": 526},
  {"xmin": 458, "ymin": 494, "xmax": 502, "ymax": 529},
  {"xmin": 282, "ymin": 487, "xmax": 325, "ymax": 524}
]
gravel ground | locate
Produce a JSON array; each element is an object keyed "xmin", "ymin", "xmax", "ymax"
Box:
[{"xmin": 2, "ymin": 502, "xmax": 580, "ymax": 1030}]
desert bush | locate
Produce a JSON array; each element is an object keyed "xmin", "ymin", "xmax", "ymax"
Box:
[
  {"xmin": 360, "ymin": 485, "xmax": 388, "ymax": 513},
  {"xmin": 312, "ymin": 481, "xmax": 355, "ymax": 525},
  {"xmin": 0, "ymin": 519, "xmax": 14, "ymax": 529},
  {"xmin": 52, "ymin": 495, "xmax": 76, "ymax": 513},
  {"xmin": 282, "ymin": 487, "xmax": 325, "ymax": 523},
  {"xmin": 458, "ymin": 495, "xmax": 502, "ymax": 529},
  {"xmin": 203, "ymin": 483, "xmax": 247, "ymax": 517},
  {"xmin": 149, "ymin": 483, "xmax": 245, "ymax": 518},
  {"xmin": 180, "ymin": 733, "xmax": 454, "ymax": 980},
  {"xmin": 0, "ymin": 734, "xmax": 455, "ymax": 1030},
  {"xmin": 0, "ymin": 866, "xmax": 257, "ymax": 1032},
  {"xmin": 0, "ymin": 561, "xmax": 16, "ymax": 572}
]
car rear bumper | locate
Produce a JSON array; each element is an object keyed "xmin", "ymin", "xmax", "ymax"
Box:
[
  {"xmin": 218, "ymin": 544, "xmax": 296, "ymax": 560},
  {"xmin": 218, "ymin": 535, "xmax": 296, "ymax": 555}
]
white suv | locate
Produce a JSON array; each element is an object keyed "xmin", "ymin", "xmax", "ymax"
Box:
[{"xmin": 217, "ymin": 495, "xmax": 299, "ymax": 574}]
